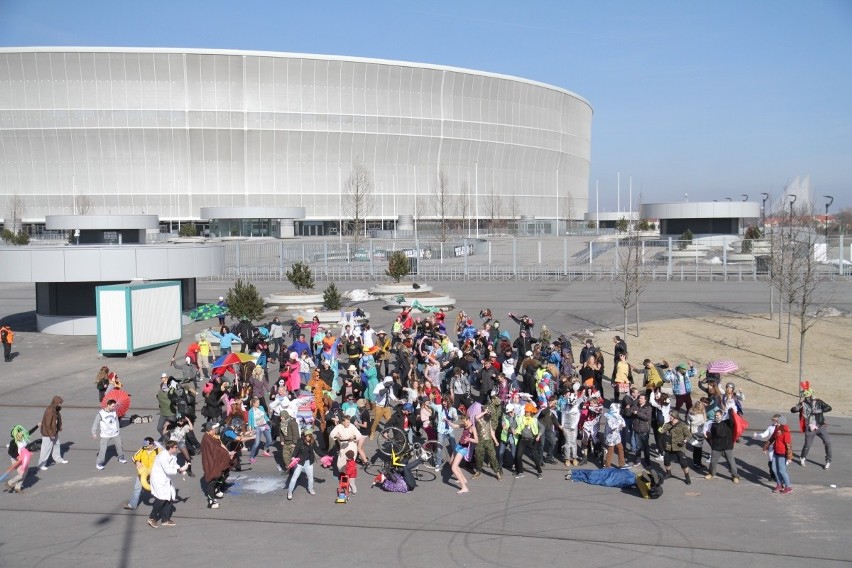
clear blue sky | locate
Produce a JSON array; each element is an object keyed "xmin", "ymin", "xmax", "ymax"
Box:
[{"xmin": 2, "ymin": 0, "xmax": 850, "ymax": 211}]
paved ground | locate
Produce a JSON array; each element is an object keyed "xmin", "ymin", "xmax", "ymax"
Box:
[{"xmin": 0, "ymin": 280, "xmax": 850, "ymax": 567}]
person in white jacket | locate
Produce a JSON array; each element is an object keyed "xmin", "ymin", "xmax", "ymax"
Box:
[
  {"xmin": 560, "ymin": 392, "xmax": 581, "ymax": 466},
  {"xmin": 147, "ymin": 440, "xmax": 188, "ymax": 528},
  {"xmin": 91, "ymin": 399, "xmax": 125, "ymax": 469}
]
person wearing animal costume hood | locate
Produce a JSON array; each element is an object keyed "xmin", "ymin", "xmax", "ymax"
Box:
[{"xmin": 6, "ymin": 424, "xmax": 39, "ymax": 493}]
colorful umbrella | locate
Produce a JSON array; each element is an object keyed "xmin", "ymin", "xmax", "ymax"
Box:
[
  {"xmin": 211, "ymin": 352, "xmax": 257, "ymax": 376},
  {"xmin": 189, "ymin": 303, "xmax": 228, "ymax": 322},
  {"xmin": 102, "ymin": 388, "xmax": 132, "ymax": 418},
  {"xmin": 706, "ymin": 360, "xmax": 738, "ymax": 374}
]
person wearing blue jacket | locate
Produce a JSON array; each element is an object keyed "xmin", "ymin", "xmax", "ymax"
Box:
[
  {"xmin": 209, "ymin": 326, "xmax": 241, "ymax": 355},
  {"xmin": 247, "ymin": 397, "xmax": 273, "ymax": 461}
]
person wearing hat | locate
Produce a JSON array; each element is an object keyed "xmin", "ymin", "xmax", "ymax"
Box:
[
  {"xmin": 337, "ymin": 368, "xmax": 363, "ymax": 402},
  {"xmin": 124, "ymin": 437, "xmax": 162, "ymax": 510},
  {"xmin": 658, "ymin": 410, "xmax": 692, "ymax": 484},
  {"xmin": 513, "ymin": 403, "xmax": 543, "ymax": 479},
  {"xmin": 286, "ymin": 429, "xmax": 323, "ymax": 500},
  {"xmin": 216, "ymin": 296, "xmax": 227, "ymax": 326},
  {"xmin": 387, "ymin": 402, "xmax": 416, "ymax": 445},
  {"xmin": 156, "ymin": 374, "xmax": 178, "ymax": 441},
  {"xmin": 670, "ymin": 362, "xmax": 696, "ymax": 412},
  {"xmin": 764, "ymin": 414, "xmax": 793, "ymax": 493},
  {"xmin": 369, "ymin": 376, "xmax": 399, "ymax": 440},
  {"xmin": 375, "ymin": 330, "xmax": 391, "ymax": 377},
  {"xmin": 791, "ymin": 386, "xmax": 832, "ymax": 470}
]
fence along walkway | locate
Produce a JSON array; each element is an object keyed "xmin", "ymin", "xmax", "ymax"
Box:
[{"xmin": 212, "ymin": 236, "xmax": 851, "ymax": 282}]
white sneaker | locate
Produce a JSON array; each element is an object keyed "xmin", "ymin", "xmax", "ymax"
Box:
[
  {"xmin": 824, "ymin": 461, "xmax": 831, "ymax": 470},
  {"xmin": 799, "ymin": 457, "xmax": 806, "ymax": 467},
  {"xmin": 39, "ymin": 465, "xmax": 48, "ymax": 471},
  {"xmin": 57, "ymin": 459, "xmax": 69, "ymax": 464}
]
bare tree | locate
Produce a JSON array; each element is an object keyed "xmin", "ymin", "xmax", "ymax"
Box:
[
  {"xmin": 772, "ymin": 200, "xmax": 831, "ymax": 380},
  {"xmin": 342, "ymin": 160, "xmax": 374, "ymax": 250},
  {"xmin": 433, "ymin": 168, "xmax": 452, "ymax": 242},
  {"xmin": 456, "ymin": 181, "xmax": 471, "ymax": 235},
  {"xmin": 507, "ymin": 195, "xmax": 521, "ymax": 235},
  {"xmin": 485, "ymin": 190, "xmax": 503, "ymax": 234},
  {"xmin": 74, "ymin": 195, "xmax": 93, "ymax": 215},
  {"xmin": 561, "ymin": 195, "xmax": 575, "ymax": 235},
  {"xmin": 6, "ymin": 194, "xmax": 24, "ymax": 233},
  {"xmin": 610, "ymin": 235, "xmax": 650, "ymax": 337}
]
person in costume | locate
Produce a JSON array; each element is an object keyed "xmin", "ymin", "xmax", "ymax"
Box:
[
  {"xmin": 147, "ymin": 440, "xmax": 188, "ymax": 528},
  {"xmin": 5, "ymin": 424, "xmax": 38, "ymax": 493},
  {"xmin": 124, "ymin": 437, "xmax": 162, "ymax": 510},
  {"xmin": 201, "ymin": 424, "xmax": 234, "ymax": 509},
  {"xmin": 791, "ymin": 385, "xmax": 833, "ymax": 470}
]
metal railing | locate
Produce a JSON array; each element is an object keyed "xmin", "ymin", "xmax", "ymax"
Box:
[{"xmin": 207, "ymin": 234, "xmax": 851, "ymax": 282}]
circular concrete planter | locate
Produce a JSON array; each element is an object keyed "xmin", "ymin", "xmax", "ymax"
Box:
[
  {"xmin": 384, "ymin": 291, "xmax": 456, "ymax": 312},
  {"xmin": 726, "ymin": 254, "xmax": 756, "ymax": 263},
  {"xmin": 369, "ymin": 282, "xmax": 433, "ymax": 297},
  {"xmin": 289, "ymin": 309, "xmax": 371, "ymax": 327},
  {"xmin": 264, "ymin": 291, "xmax": 324, "ymax": 310}
]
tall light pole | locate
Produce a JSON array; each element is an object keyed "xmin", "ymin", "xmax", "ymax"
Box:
[
  {"xmin": 823, "ymin": 195, "xmax": 834, "ymax": 241},
  {"xmin": 789, "ymin": 194, "xmax": 797, "ymax": 236},
  {"xmin": 760, "ymin": 192, "xmax": 769, "ymax": 230},
  {"xmin": 741, "ymin": 194, "xmax": 748, "ymax": 201}
]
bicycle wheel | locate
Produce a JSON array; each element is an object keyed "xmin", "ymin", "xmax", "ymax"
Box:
[
  {"xmin": 412, "ymin": 465, "xmax": 437, "ymax": 482},
  {"xmin": 420, "ymin": 440, "xmax": 444, "ymax": 469},
  {"xmin": 363, "ymin": 460, "xmax": 387, "ymax": 477},
  {"xmin": 376, "ymin": 426, "xmax": 408, "ymax": 458}
]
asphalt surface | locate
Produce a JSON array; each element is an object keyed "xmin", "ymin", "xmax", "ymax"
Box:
[{"xmin": 0, "ymin": 280, "xmax": 850, "ymax": 568}]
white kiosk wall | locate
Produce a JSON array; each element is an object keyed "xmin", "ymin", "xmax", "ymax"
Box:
[{"xmin": 96, "ymin": 281, "xmax": 182, "ymax": 356}]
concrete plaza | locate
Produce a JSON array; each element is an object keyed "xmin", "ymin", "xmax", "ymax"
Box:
[{"xmin": 0, "ymin": 280, "xmax": 850, "ymax": 567}]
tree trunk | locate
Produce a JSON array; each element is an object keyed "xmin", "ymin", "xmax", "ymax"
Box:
[
  {"xmin": 623, "ymin": 308, "xmax": 628, "ymax": 339},
  {"xmin": 786, "ymin": 302, "xmax": 793, "ymax": 363},
  {"xmin": 798, "ymin": 330, "xmax": 806, "ymax": 382},
  {"xmin": 635, "ymin": 299, "xmax": 640, "ymax": 338},
  {"xmin": 778, "ymin": 293, "xmax": 783, "ymax": 339}
]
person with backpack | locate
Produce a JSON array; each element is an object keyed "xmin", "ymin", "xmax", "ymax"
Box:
[{"xmin": 1, "ymin": 324, "xmax": 13, "ymax": 362}]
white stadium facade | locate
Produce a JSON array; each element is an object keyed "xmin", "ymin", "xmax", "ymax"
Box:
[{"xmin": 0, "ymin": 47, "xmax": 592, "ymax": 237}]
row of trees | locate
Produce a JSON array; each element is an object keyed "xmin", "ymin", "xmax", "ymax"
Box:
[
  {"xmin": 343, "ymin": 160, "xmax": 577, "ymax": 244},
  {"xmin": 610, "ymin": 199, "xmax": 835, "ymax": 383}
]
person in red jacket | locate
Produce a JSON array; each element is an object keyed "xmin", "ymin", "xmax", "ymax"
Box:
[{"xmin": 765, "ymin": 414, "xmax": 793, "ymax": 494}]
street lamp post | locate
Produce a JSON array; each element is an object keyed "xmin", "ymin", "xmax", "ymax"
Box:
[
  {"xmin": 823, "ymin": 195, "xmax": 834, "ymax": 241},
  {"xmin": 741, "ymin": 194, "xmax": 748, "ymax": 201},
  {"xmin": 760, "ymin": 192, "xmax": 769, "ymax": 230}
]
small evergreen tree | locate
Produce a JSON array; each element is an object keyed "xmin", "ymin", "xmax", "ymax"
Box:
[
  {"xmin": 677, "ymin": 229, "xmax": 694, "ymax": 251},
  {"xmin": 741, "ymin": 226, "xmax": 763, "ymax": 254},
  {"xmin": 286, "ymin": 261, "xmax": 315, "ymax": 292},
  {"xmin": 386, "ymin": 251, "xmax": 410, "ymax": 283},
  {"xmin": 323, "ymin": 282, "xmax": 343, "ymax": 311},
  {"xmin": 615, "ymin": 217, "xmax": 629, "ymax": 233},
  {"xmin": 14, "ymin": 231, "xmax": 29, "ymax": 245},
  {"xmin": 179, "ymin": 223, "xmax": 197, "ymax": 237},
  {"xmin": 225, "ymin": 278, "xmax": 264, "ymax": 322}
]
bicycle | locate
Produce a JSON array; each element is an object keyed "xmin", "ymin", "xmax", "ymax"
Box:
[{"xmin": 367, "ymin": 426, "xmax": 438, "ymax": 482}]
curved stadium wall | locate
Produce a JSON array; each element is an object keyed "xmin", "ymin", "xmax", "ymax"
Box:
[{"xmin": 0, "ymin": 48, "xmax": 592, "ymax": 228}]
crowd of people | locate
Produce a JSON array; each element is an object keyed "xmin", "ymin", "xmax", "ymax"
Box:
[{"xmin": 5, "ymin": 305, "xmax": 835, "ymax": 527}]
